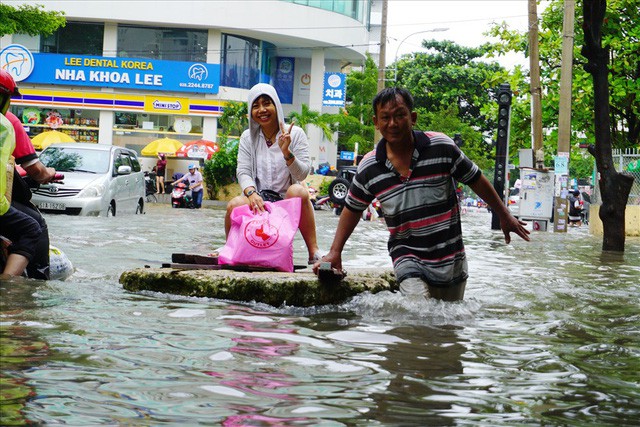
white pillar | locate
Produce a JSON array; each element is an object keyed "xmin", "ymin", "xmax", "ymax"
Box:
[
  {"xmin": 308, "ymin": 49, "xmax": 326, "ymax": 167},
  {"xmin": 98, "ymin": 23, "xmax": 119, "ymax": 145},
  {"xmin": 202, "ymin": 117, "xmax": 218, "ymax": 142},
  {"xmin": 98, "ymin": 110, "xmax": 114, "ymax": 145},
  {"xmin": 102, "ymin": 22, "xmax": 118, "ymax": 57}
]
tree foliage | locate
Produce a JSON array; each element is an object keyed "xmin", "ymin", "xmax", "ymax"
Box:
[
  {"xmin": 218, "ymin": 100, "xmax": 247, "ymax": 137},
  {"xmin": 0, "ymin": 4, "xmax": 66, "ymax": 37},
  {"xmin": 339, "ymin": 54, "xmax": 377, "ymax": 154},
  {"xmin": 415, "ymin": 105, "xmax": 492, "ymax": 171},
  {"xmin": 202, "ymin": 136, "xmax": 239, "ymax": 198},
  {"xmin": 287, "ymin": 103, "xmax": 335, "ymax": 142},
  {"xmin": 484, "ymin": 0, "xmax": 639, "ymax": 148},
  {"xmin": 393, "ymin": 40, "xmax": 504, "ymax": 134},
  {"xmin": 388, "ymin": 40, "xmax": 507, "ymax": 170}
]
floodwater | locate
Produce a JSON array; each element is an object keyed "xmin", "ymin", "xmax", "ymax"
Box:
[{"xmin": 1, "ymin": 204, "xmax": 639, "ymax": 426}]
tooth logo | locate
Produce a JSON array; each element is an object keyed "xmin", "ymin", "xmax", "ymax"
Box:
[
  {"xmin": 188, "ymin": 64, "xmax": 208, "ymax": 81},
  {"xmin": 0, "ymin": 44, "xmax": 35, "ymax": 82}
]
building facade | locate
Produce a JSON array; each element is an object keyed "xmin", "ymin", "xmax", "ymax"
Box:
[{"xmin": 1, "ymin": 0, "xmax": 380, "ymax": 168}]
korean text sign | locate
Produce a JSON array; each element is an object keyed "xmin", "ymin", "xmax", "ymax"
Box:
[{"xmin": 322, "ymin": 72, "xmax": 346, "ymax": 107}]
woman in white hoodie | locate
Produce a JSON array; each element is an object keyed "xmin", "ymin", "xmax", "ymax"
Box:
[{"xmin": 225, "ymin": 83, "xmax": 320, "ymax": 264}]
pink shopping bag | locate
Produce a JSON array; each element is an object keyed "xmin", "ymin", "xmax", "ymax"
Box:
[{"xmin": 218, "ymin": 197, "xmax": 301, "ymax": 272}]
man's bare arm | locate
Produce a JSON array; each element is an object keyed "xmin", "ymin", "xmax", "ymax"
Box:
[
  {"xmin": 313, "ymin": 207, "xmax": 362, "ymax": 274},
  {"xmin": 469, "ymin": 174, "xmax": 530, "ymax": 243},
  {"xmin": 24, "ymin": 161, "xmax": 56, "ymax": 184}
]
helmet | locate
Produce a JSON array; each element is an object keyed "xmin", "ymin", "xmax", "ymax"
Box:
[
  {"xmin": 0, "ymin": 70, "xmax": 20, "ymax": 115},
  {"xmin": 188, "ymin": 164, "xmax": 196, "ymax": 169},
  {"xmin": 0, "ymin": 70, "xmax": 21, "ymax": 97},
  {"xmin": 572, "ymin": 189, "xmax": 580, "ymax": 196}
]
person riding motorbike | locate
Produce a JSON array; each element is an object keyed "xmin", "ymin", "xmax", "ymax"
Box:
[
  {"xmin": 172, "ymin": 164, "xmax": 202, "ymax": 208},
  {"xmin": 1, "ymin": 78, "xmax": 42, "ymax": 276},
  {"xmin": 0, "ymin": 70, "xmax": 58, "ymax": 278},
  {"xmin": 170, "ymin": 178, "xmax": 193, "ymax": 209}
]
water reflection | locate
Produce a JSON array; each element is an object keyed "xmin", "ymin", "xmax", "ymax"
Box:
[
  {"xmin": 0, "ymin": 206, "xmax": 638, "ymax": 425},
  {"xmin": 0, "ymin": 279, "xmax": 53, "ymax": 425},
  {"xmin": 358, "ymin": 325, "xmax": 466, "ymax": 425}
]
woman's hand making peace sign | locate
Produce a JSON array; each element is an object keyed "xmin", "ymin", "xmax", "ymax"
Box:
[{"xmin": 278, "ymin": 121, "xmax": 295, "ymax": 163}]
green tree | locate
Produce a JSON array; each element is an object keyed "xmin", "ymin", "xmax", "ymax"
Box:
[
  {"xmin": 287, "ymin": 103, "xmax": 335, "ymax": 142},
  {"xmin": 345, "ymin": 55, "xmax": 377, "ymax": 124},
  {"xmin": 415, "ymin": 105, "xmax": 491, "ymax": 170},
  {"xmin": 218, "ymin": 100, "xmax": 247, "ymax": 137},
  {"xmin": 484, "ymin": 0, "xmax": 639, "ymax": 148},
  {"xmin": 340, "ymin": 54, "xmax": 378, "ymax": 154},
  {"xmin": 202, "ymin": 136, "xmax": 239, "ymax": 199},
  {"xmin": 569, "ymin": 149, "xmax": 595, "ymax": 180},
  {"xmin": 0, "ymin": 4, "xmax": 66, "ymax": 37},
  {"xmin": 332, "ymin": 111, "xmax": 375, "ymax": 155},
  {"xmin": 393, "ymin": 40, "xmax": 504, "ymax": 134},
  {"xmin": 390, "ymin": 39, "xmax": 514, "ymax": 169}
]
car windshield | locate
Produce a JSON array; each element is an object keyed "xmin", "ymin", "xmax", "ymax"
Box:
[{"xmin": 39, "ymin": 147, "xmax": 110, "ymax": 174}]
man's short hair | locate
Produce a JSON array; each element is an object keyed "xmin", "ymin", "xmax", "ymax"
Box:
[{"xmin": 372, "ymin": 87, "xmax": 414, "ymax": 115}]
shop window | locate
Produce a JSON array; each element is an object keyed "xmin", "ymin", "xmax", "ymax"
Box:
[
  {"xmin": 112, "ymin": 112, "xmax": 204, "ymax": 155},
  {"xmin": 115, "ymin": 112, "xmax": 137, "ymax": 128},
  {"xmin": 117, "ymin": 25, "xmax": 207, "ymax": 62},
  {"xmin": 40, "ymin": 22, "xmax": 104, "ymax": 55},
  {"xmin": 221, "ymin": 34, "xmax": 260, "ymax": 89},
  {"xmin": 261, "ymin": 42, "xmax": 275, "ymax": 83},
  {"xmin": 10, "ymin": 106, "xmax": 100, "ymax": 144}
]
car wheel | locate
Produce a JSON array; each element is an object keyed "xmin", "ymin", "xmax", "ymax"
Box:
[
  {"xmin": 107, "ymin": 203, "xmax": 115, "ymax": 217},
  {"xmin": 328, "ymin": 178, "xmax": 350, "ymax": 205}
]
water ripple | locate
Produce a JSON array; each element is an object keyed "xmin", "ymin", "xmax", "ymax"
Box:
[{"xmin": 1, "ymin": 206, "xmax": 637, "ymax": 425}]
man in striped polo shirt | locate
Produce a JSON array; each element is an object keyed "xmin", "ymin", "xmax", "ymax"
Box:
[{"xmin": 314, "ymin": 87, "xmax": 530, "ymax": 301}]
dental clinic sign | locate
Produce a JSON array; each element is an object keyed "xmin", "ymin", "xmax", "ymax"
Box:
[
  {"xmin": 0, "ymin": 44, "xmax": 220, "ymax": 94},
  {"xmin": 322, "ymin": 72, "xmax": 346, "ymax": 107}
]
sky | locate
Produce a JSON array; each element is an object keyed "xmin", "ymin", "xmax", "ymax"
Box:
[{"xmin": 385, "ymin": 0, "xmax": 551, "ymax": 68}]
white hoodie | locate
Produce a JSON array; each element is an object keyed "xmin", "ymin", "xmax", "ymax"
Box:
[{"xmin": 236, "ymin": 83, "xmax": 310, "ymax": 194}]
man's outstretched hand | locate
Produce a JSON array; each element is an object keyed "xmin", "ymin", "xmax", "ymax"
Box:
[{"xmin": 501, "ymin": 215, "xmax": 531, "ymax": 244}]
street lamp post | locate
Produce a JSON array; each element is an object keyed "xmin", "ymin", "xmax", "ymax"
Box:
[{"xmin": 393, "ymin": 27, "xmax": 449, "ymax": 63}]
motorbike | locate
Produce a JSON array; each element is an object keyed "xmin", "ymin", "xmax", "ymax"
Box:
[
  {"xmin": 171, "ymin": 182, "xmax": 193, "ymax": 209},
  {"xmin": 1, "ymin": 171, "xmax": 72, "ymax": 279},
  {"xmin": 144, "ymin": 171, "xmax": 158, "ymax": 202}
]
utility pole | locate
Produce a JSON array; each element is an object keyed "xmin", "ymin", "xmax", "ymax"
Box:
[
  {"xmin": 528, "ymin": 0, "xmax": 544, "ymax": 167},
  {"xmin": 557, "ymin": 0, "xmax": 575, "ymax": 156},
  {"xmin": 555, "ymin": 0, "xmax": 575, "ymax": 200},
  {"xmin": 375, "ymin": 0, "xmax": 388, "ymax": 143}
]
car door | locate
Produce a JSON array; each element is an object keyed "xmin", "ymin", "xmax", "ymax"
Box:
[
  {"xmin": 124, "ymin": 150, "xmax": 145, "ymax": 207},
  {"xmin": 112, "ymin": 150, "xmax": 134, "ymax": 213}
]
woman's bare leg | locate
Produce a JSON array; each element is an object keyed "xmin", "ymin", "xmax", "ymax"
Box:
[
  {"xmin": 285, "ymin": 184, "xmax": 319, "ymax": 261},
  {"xmin": 225, "ymin": 195, "xmax": 250, "ymax": 237}
]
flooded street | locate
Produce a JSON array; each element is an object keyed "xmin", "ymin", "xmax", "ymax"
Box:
[{"xmin": 1, "ymin": 204, "xmax": 639, "ymax": 425}]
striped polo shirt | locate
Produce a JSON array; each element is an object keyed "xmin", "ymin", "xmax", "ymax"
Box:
[{"xmin": 345, "ymin": 130, "xmax": 482, "ymax": 286}]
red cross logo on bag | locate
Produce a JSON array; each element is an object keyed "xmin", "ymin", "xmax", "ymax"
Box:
[{"xmin": 244, "ymin": 218, "xmax": 279, "ymax": 248}]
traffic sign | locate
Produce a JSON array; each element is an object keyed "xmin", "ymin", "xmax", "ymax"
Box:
[{"xmin": 339, "ymin": 151, "xmax": 355, "ymax": 161}]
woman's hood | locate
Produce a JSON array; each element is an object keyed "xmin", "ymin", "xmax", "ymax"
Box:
[{"xmin": 247, "ymin": 83, "xmax": 285, "ymax": 143}]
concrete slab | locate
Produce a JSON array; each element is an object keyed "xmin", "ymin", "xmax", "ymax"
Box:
[{"xmin": 119, "ymin": 267, "xmax": 398, "ymax": 307}]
